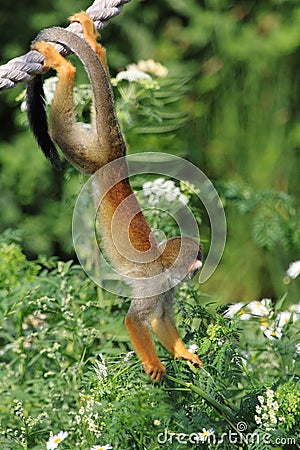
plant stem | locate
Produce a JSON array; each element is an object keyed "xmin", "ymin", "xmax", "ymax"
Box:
[{"xmin": 166, "ymin": 374, "xmax": 248, "ymax": 444}]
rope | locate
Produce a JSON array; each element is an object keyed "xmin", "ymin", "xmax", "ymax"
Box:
[{"xmin": 0, "ymin": 0, "xmax": 131, "ymax": 92}]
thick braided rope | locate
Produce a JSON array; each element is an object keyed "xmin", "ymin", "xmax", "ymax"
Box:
[{"xmin": 0, "ymin": 0, "xmax": 131, "ymax": 91}]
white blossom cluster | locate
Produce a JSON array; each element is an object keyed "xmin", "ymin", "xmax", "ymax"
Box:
[
  {"xmin": 74, "ymin": 392, "xmax": 102, "ymax": 439},
  {"xmin": 114, "ymin": 69, "xmax": 152, "ymax": 83},
  {"xmin": 254, "ymin": 388, "xmax": 285, "ymax": 430},
  {"xmin": 111, "ymin": 59, "xmax": 168, "ymax": 88},
  {"xmin": 225, "ymin": 298, "xmax": 300, "ymax": 342},
  {"xmin": 142, "ymin": 177, "xmax": 189, "ymax": 206},
  {"xmin": 127, "ymin": 59, "xmax": 168, "ymax": 78},
  {"xmin": 94, "ymin": 353, "xmax": 108, "ymax": 380}
]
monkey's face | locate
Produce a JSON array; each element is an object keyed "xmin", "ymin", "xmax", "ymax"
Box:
[{"xmin": 159, "ymin": 236, "xmax": 202, "ymax": 283}]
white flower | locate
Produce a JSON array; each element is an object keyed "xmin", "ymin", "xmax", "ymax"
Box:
[
  {"xmin": 94, "ymin": 354, "xmax": 108, "ymax": 380},
  {"xmin": 188, "ymin": 343, "xmax": 198, "ymax": 353},
  {"xmin": 148, "ymin": 195, "xmax": 160, "ymax": 206},
  {"xmin": 254, "ymin": 415, "xmax": 262, "ymax": 425},
  {"xmin": 143, "ymin": 178, "xmax": 165, "ymax": 199},
  {"xmin": 164, "ymin": 190, "xmax": 178, "ymax": 201},
  {"xmin": 265, "ymin": 388, "xmax": 274, "ymax": 399},
  {"xmin": 142, "ymin": 181, "xmax": 154, "ymax": 196},
  {"xmin": 276, "ymin": 311, "xmax": 292, "ymax": 328},
  {"xmin": 224, "ymin": 302, "xmax": 251, "ymax": 320},
  {"xmin": 286, "ymin": 260, "xmax": 300, "ymax": 279},
  {"xmin": 154, "ymin": 179, "xmax": 173, "ymax": 197},
  {"xmin": 261, "ymin": 298, "xmax": 273, "ymax": 309},
  {"xmin": 161, "ymin": 179, "xmax": 175, "ymax": 190},
  {"xmin": 127, "ymin": 59, "xmax": 168, "ymax": 78},
  {"xmin": 196, "ymin": 428, "xmax": 214, "ymax": 443},
  {"xmin": 247, "ymin": 300, "xmax": 269, "ymax": 317},
  {"xmin": 116, "ymin": 69, "xmax": 152, "ymax": 83},
  {"xmin": 43, "ymin": 77, "xmax": 59, "ymax": 105},
  {"xmin": 255, "ymin": 389, "xmax": 284, "ymax": 430},
  {"xmin": 296, "ymin": 342, "xmax": 300, "ymax": 354},
  {"xmin": 46, "ymin": 431, "xmax": 68, "ymax": 449},
  {"xmin": 257, "ymin": 395, "xmax": 264, "ymax": 405},
  {"xmin": 289, "ymin": 302, "xmax": 300, "ymax": 314},
  {"xmin": 21, "ymin": 76, "xmax": 58, "ymax": 112},
  {"xmin": 123, "ymin": 351, "xmax": 135, "ymax": 362},
  {"xmin": 142, "ymin": 178, "xmax": 189, "ymax": 206},
  {"xmin": 90, "ymin": 445, "xmax": 112, "ymax": 450},
  {"xmin": 263, "ymin": 328, "xmax": 282, "ymax": 340},
  {"xmin": 224, "ymin": 302, "xmax": 244, "ymax": 318},
  {"xmin": 179, "ymin": 193, "xmax": 189, "ymax": 205}
]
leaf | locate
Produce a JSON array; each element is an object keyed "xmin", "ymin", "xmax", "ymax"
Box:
[{"xmin": 252, "ymin": 207, "xmax": 286, "ymax": 249}]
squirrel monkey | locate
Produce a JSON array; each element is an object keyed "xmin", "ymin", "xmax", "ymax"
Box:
[{"xmin": 26, "ymin": 12, "xmax": 202, "ymax": 381}]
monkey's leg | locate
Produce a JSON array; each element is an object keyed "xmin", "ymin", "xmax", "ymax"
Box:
[
  {"xmin": 151, "ymin": 314, "xmax": 202, "ymax": 368},
  {"xmin": 125, "ymin": 315, "xmax": 166, "ymax": 381},
  {"xmin": 69, "ymin": 11, "xmax": 108, "ymax": 73},
  {"xmin": 32, "ymin": 41, "xmax": 78, "ymax": 148},
  {"xmin": 32, "ymin": 41, "xmax": 77, "ymax": 124},
  {"xmin": 32, "ymin": 41, "xmax": 99, "ymax": 172}
]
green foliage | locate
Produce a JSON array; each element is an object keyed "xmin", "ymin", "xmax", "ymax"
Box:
[
  {"xmin": 276, "ymin": 381, "xmax": 300, "ymax": 431},
  {"xmin": 0, "ymin": 233, "xmax": 299, "ymax": 449},
  {"xmin": 112, "ymin": 73, "xmax": 190, "ymax": 154},
  {"xmin": 219, "ymin": 181, "xmax": 300, "ymax": 250}
]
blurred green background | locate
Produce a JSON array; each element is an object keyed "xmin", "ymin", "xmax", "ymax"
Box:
[{"xmin": 0, "ymin": 0, "xmax": 299, "ymax": 303}]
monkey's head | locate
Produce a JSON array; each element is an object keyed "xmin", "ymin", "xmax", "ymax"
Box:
[{"xmin": 159, "ymin": 236, "xmax": 202, "ymax": 283}]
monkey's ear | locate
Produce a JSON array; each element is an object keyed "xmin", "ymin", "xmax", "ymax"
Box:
[{"xmin": 26, "ymin": 75, "xmax": 62, "ymax": 170}]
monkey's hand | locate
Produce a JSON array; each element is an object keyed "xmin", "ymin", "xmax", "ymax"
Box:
[
  {"xmin": 143, "ymin": 360, "xmax": 166, "ymax": 383},
  {"xmin": 151, "ymin": 312, "xmax": 202, "ymax": 373},
  {"xmin": 174, "ymin": 349, "xmax": 202, "ymax": 368}
]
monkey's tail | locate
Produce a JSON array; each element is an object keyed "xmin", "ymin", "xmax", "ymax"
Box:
[{"xmin": 26, "ymin": 75, "xmax": 62, "ymax": 170}]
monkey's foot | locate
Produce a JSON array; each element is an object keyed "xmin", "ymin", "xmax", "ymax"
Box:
[
  {"xmin": 69, "ymin": 11, "xmax": 99, "ymax": 42},
  {"xmin": 143, "ymin": 360, "xmax": 166, "ymax": 382},
  {"xmin": 175, "ymin": 350, "xmax": 202, "ymax": 368},
  {"xmin": 32, "ymin": 41, "xmax": 76, "ymax": 76},
  {"xmin": 69, "ymin": 11, "xmax": 108, "ymax": 72}
]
